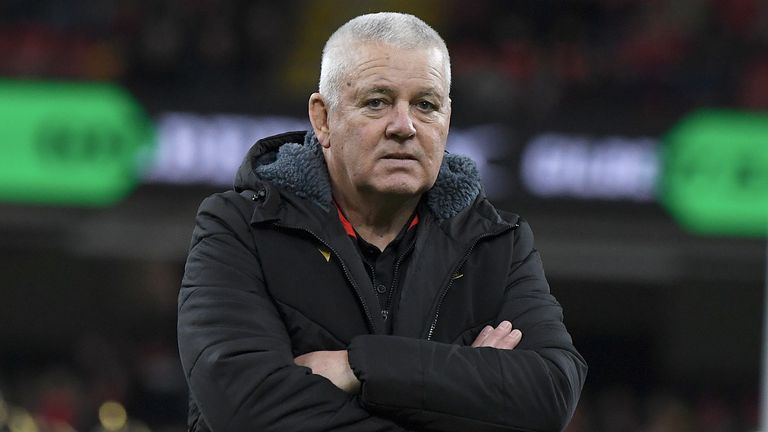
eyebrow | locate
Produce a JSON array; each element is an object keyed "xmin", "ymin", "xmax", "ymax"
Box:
[
  {"xmin": 360, "ymin": 87, "xmax": 395, "ymax": 98},
  {"xmin": 416, "ymin": 89, "xmax": 441, "ymax": 99},
  {"xmin": 358, "ymin": 86, "xmax": 444, "ymax": 100}
]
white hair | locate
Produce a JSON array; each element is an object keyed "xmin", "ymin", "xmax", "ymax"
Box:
[{"xmin": 318, "ymin": 12, "xmax": 451, "ymax": 109}]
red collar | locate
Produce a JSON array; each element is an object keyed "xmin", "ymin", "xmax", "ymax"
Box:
[{"xmin": 335, "ymin": 203, "xmax": 419, "ymax": 239}]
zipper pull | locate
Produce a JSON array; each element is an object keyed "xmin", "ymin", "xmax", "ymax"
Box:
[
  {"xmin": 381, "ymin": 310, "xmax": 389, "ymax": 321},
  {"xmin": 250, "ymin": 188, "xmax": 267, "ymax": 201}
]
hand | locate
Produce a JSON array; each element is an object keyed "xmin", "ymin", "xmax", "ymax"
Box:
[
  {"xmin": 294, "ymin": 350, "xmax": 361, "ymax": 394},
  {"xmin": 471, "ymin": 320, "xmax": 523, "ymax": 349}
]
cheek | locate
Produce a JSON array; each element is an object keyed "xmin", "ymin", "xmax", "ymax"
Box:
[
  {"xmin": 329, "ymin": 121, "xmax": 365, "ymax": 167},
  {"xmin": 424, "ymin": 130, "xmax": 447, "ymax": 179},
  {"xmin": 348, "ymin": 123, "xmax": 383, "ymax": 165},
  {"xmin": 339, "ymin": 139, "xmax": 373, "ymax": 178},
  {"xmin": 424, "ymin": 130, "xmax": 447, "ymax": 160},
  {"xmin": 429, "ymin": 152, "xmax": 444, "ymax": 181}
]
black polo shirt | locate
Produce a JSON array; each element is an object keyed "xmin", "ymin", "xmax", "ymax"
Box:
[{"xmin": 336, "ymin": 205, "xmax": 419, "ymax": 334}]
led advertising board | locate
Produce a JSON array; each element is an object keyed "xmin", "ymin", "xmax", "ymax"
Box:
[
  {"xmin": 0, "ymin": 80, "xmax": 153, "ymax": 206},
  {"xmin": 661, "ymin": 109, "xmax": 768, "ymax": 236},
  {"xmin": 143, "ymin": 113, "xmax": 661, "ymax": 203}
]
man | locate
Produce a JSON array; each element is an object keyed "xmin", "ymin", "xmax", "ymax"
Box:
[{"xmin": 178, "ymin": 12, "xmax": 586, "ymax": 432}]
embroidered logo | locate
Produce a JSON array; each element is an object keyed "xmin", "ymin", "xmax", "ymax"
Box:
[{"xmin": 318, "ymin": 247, "xmax": 331, "ymax": 262}]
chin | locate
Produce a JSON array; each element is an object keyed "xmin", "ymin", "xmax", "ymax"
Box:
[
  {"xmin": 361, "ymin": 171, "xmax": 434, "ymax": 198},
  {"xmin": 372, "ymin": 181, "xmax": 430, "ymax": 198}
]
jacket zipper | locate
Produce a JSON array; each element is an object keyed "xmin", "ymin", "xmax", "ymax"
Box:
[
  {"xmin": 273, "ymin": 223, "xmax": 378, "ymax": 333},
  {"xmin": 383, "ymin": 240, "xmax": 416, "ymax": 320},
  {"xmin": 426, "ymin": 223, "xmax": 519, "ymax": 341},
  {"xmin": 361, "ymin": 261, "xmax": 385, "ymax": 320}
]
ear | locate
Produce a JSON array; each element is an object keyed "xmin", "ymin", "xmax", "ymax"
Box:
[{"xmin": 308, "ymin": 93, "xmax": 331, "ymax": 148}]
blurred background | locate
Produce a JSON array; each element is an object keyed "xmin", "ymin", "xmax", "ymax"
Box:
[{"xmin": 1, "ymin": 0, "xmax": 767, "ymax": 431}]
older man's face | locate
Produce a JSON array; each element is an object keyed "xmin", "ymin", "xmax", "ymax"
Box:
[{"xmin": 321, "ymin": 43, "xmax": 451, "ymax": 200}]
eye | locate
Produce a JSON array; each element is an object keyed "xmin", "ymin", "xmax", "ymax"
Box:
[
  {"xmin": 365, "ymin": 98, "xmax": 386, "ymax": 109},
  {"xmin": 416, "ymin": 100, "xmax": 437, "ymax": 112}
]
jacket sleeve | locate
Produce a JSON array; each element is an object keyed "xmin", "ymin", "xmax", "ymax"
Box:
[
  {"xmin": 177, "ymin": 193, "xmax": 410, "ymax": 432},
  {"xmin": 347, "ymin": 220, "xmax": 587, "ymax": 432}
]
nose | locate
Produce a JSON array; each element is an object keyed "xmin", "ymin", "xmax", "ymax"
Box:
[{"xmin": 385, "ymin": 101, "xmax": 416, "ymax": 140}]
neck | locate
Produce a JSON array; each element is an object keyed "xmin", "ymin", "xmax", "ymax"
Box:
[{"xmin": 334, "ymin": 191, "xmax": 420, "ymax": 251}]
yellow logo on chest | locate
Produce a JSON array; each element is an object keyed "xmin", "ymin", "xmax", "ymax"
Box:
[{"xmin": 318, "ymin": 247, "xmax": 331, "ymax": 262}]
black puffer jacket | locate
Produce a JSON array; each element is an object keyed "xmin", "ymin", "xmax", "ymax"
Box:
[{"xmin": 177, "ymin": 131, "xmax": 587, "ymax": 432}]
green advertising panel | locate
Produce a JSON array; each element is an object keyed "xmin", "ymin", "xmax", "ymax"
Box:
[
  {"xmin": 0, "ymin": 80, "xmax": 154, "ymax": 206},
  {"xmin": 661, "ymin": 109, "xmax": 768, "ymax": 236}
]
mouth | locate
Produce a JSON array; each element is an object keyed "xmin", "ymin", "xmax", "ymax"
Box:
[{"xmin": 381, "ymin": 153, "xmax": 418, "ymax": 160}]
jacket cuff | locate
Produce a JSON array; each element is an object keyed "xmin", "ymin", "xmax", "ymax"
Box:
[{"xmin": 348, "ymin": 335, "xmax": 424, "ymax": 410}]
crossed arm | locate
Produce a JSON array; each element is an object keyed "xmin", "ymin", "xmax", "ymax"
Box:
[
  {"xmin": 295, "ymin": 322, "xmax": 523, "ymax": 393},
  {"xmin": 180, "ymin": 194, "xmax": 586, "ymax": 431}
]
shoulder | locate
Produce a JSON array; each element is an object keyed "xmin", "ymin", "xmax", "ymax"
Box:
[
  {"xmin": 190, "ymin": 190, "xmax": 260, "ymax": 246},
  {"xmin": 195, "ymin": 189, "xmax": 270, "ymax": 224},
  {"xmin": 467, "ymin": 195, "xmax": 522, "ymax": 231},
  {"xmin": 470, "ymin": 199, "xmax": 538, "ymax": 258}
]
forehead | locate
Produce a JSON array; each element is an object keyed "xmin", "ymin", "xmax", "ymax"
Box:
[{"xmin": 343, "ymin": 43, "xmax": 448, "ymax": 95}]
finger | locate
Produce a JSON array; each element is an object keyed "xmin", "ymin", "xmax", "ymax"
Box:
[
  {"xmin": 478, "ymin": 321, "xmax": 512, "ymax": 347},
  {"xmin": 294, "ymin": 353, "xmax": 309, "ymax": 367},
  {"xmin": 493, "ymin": 329, "xmax": 523, "ymax": 350},
  {"xmin": 471, "ymin": 325, "xmax": 494, "ymax": 347}
]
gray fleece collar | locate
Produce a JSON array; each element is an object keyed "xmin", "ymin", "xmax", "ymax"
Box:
[{"xmin": 254, "ymin": 131, "xmax": 481, "ymax": 220}]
